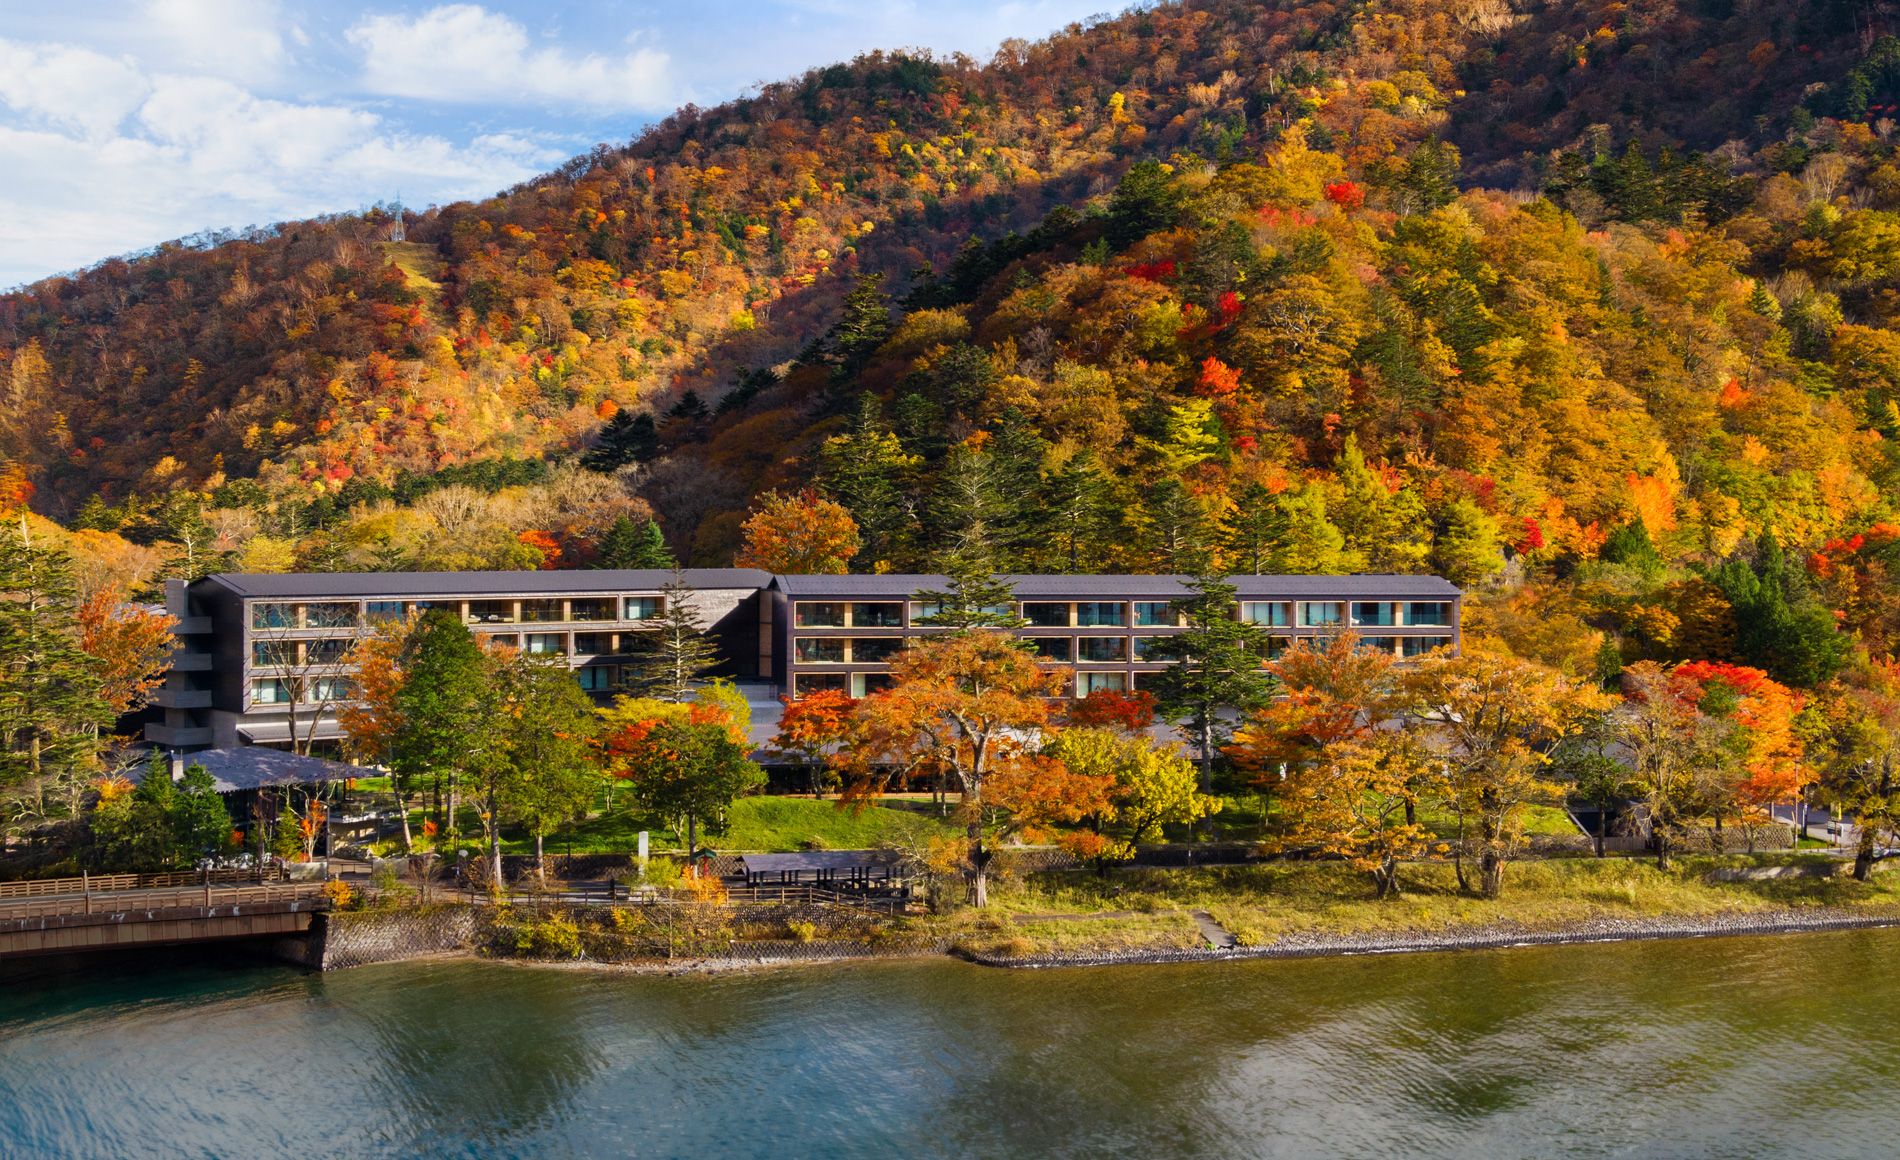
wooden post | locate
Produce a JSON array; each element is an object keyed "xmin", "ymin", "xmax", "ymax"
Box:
[{"xmin": 82, "ymin": 870, "xmax": 90, "ymax": 915}]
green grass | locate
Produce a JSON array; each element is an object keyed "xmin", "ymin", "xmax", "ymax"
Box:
[{"xmin": 477, "ymin": 795, "xmax": 964, "ymax": 856}]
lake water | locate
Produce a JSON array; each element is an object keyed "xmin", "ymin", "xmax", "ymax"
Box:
[{"xmin": 2, "ymin": 929, "xmax": 1896, "ymax": 1159}]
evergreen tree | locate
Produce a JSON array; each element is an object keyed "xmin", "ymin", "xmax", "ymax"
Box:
[
  {"xmin": 987, "ymin": 409, "xmax": 1050, "ymax": 565},
  {"xmin": 1040, "ymin": 449, "xmax": 1113, "ymax": 572},
  {"xmin": 914, "ymin": 553, "xmax": 1028, "ymax": 632},
  {"xmin": 1437, "ymin": 499, "xmax": 1504, "ymax": 586},
  {"xmin": 1139, "ymin": 477, "xmax": 1212, "ymax": 573},
  {"xmin": 173, "ymin": 762, "xmax": 233, "ymax": 858},
  {"xmin": 819, "ymin": 272, "xmax": 893, "ymax": 389},
  {"xmin": 1710, "ymin": 532, "xmax": 1849, "ymax": 686},
  {"xmin": 1105, "ymin": 160, "xmax": 1185, "ymax": 249},
  {"xmin": 0, "ymin": 533, "xmax": 111, "ymax": 794},
  {"xmin": 598, "ymin": 516, "xmax": 675, "ymax": 569},
  {"xmin": 927, "ymin": 444, "xmax": 1011, "ymax": 565},
  {"xmin": 1142, "ymin": 570, "xmax": 1278, "ymax": 790},
  {"xmin": 1223, "ymin": 482, "xmax": 1292, "ymax": 574},
  {"xmin": 1601, "ymin": 517, "xmax": 1663, "ymax": 574},
  {"xmin": 393, "ymin": 610, "xmax": 495, "ymax": 845},
  {"xmin": 581, "ymin": 410, "xmax": 659, "ymax": 472},
  {"xmin": 1277, "ymin": 487, "xmax": 1352, "ymax": 573},
  {"xmin": 69, "ymin": 495, "xmax": 118, "ymax": 532},
  {"xmin": 818, "ymin": 394, "xmax": 917, "ymax": 568},
  {"xmin": 624, "ymin": 569, "xmax": 719, "ymax": 701}
]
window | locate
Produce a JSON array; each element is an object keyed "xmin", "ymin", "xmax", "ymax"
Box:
[
  {"xmin": 1079, "ymin": 672, "xmax": 1127, "ymax": 695},
  {"xmin": 1240, "ymin": 601, "xmax": 1291, "ymax": 626},
  {"xmin": 1359, "ymin": 637, "xmax": 1398, "ymax": 655},
  {"xmin": 623, "ymin": 596, "xmax": 663, "ymax": 620},
  {"xmin": 250, "ymin": 677, "xmax": 290, "ymax": 704},
  {"xmin": 572, "ymin": 633, "xmax": 611, "ymax": 655},
  {"xmin": 1133, "ymin": 601, "xmax": 1174, "ymax": 627},
  {"xmin": 413, "ymin": 601, "xmax": 456, "ymax": 613},
  {"xmin": 310, "ymin": 676, "xmax": 354, "ymax": 701},
  {"xmin": 795, "ymin": 638, "xmax": 846, "ymax": 663},
  {"xmin": 252, "ymin": 640, "xmax": 296, "ymax": 666},
  {"xmin": 1264, "ymin": 636, "xmax": 1292, "ymax": 659},
  {"xmin": 851, "ymin": 673, "xmax": 894, "ymax": 697},
  {"xmin": 1023, "ymin": 602, "xmax": 1071, "ymax": 627},
  {"xmin": 1405, "ymin": 602, "xmax": 1452, "ymax": 627},
  {"xmin": 365, "ymin": 601, "xmax": 406, "ymax": 620},
  {"xmin": 851, "ymin": 602, "xmax": 903, "ymax": 627},
  {"xmin": 794, "ymin": 673, "xmax": 848, "ymax": 697},
  {"xmin": 520, "ymin": 599, "xmax": 564, "ymax": 623},
  {"xmin": 794, "ymin": 602, "xmax": 846, "ymax": 628},
  {"xmin": 908, "ymin": 601, "xmax": 943, "ymax": 622},
  {"xmin": 303, "ymin": 602, "xmax": 358, "ymax": 629},
  {"xmin": 850, "ymin": 637, "xmax": 904, "ymax": 663},
  {"xmin": 1352, "ymin": 602, "xmax": 1395, "ymax": 627},
  {"xmin": 1076, "ymin": 602, "xmax": 1125, "ymax": 627},
  {"xmin": 526, "ymin": 633, "xmax": 567, "ymax": 655},
  {"xmin": 1078, "ymin": 636, "xmax": 1127, "ymax": 663},
  {"xmin": 574, "ymin": 666, "xmax": 616, "ymax": 691},
  {"xmin": 1299, "ymin": 601, "xmax": 1345, "ymax": 627},
  {"xmin": 484, "ymin": 633, "xmax": 520, "ymax": 649},
  {"xmin": 305, "ymin": 639, "xmax": 351, "ymax": 665},
  {"xmin": 1132, "ymin": 636, "xmax": 1170, "ymax": 661},
  {"xmin": 569, "ymin": 598, "xmax": 615, "ymax": 622},
  {"xmin": 1402, "ymin": 636, "xmax": 1453, "ymax": 658},
  {"xmin": 251, "ymin": 603, "xmax": 296, "ymax": 630},
  {"xmin": 1028, "ymin": 637, "xmax": 1072, "ymax": 661},
  {"xmin": 467, "ymin": 600, "xmax": 514, "ymax": 624}
]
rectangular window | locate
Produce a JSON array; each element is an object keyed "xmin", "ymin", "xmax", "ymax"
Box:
[
  {"xmin": 413, "ymin": 600, "xmax": 456, "ymax": 613},
  {"xmin": 302, "ymin": 602, "xmax": 357, "ymax": 629},
  {"xmin": 1133, "ymin": 601, "xmax": 1174, "ymax": 627},
  {"xmin": 310, "ymin": 676, "xmax": 354, "ymax": 701},
  {"xmin": 305, "ymin": 639, "xmax": 351, "ymax": 665},
  {"xmin": 851, "ymin": 673, "xmax": 895, "ymax": 697},
  {"xmin": 1402, "ymin": 636, "xmax": 1453, "ymax": 658},
  {"xmin": 1299, "ymin": 601, "xmax": 1345, "ymax": 627},
  {"xmin": 850, "ymin": 637, "xmax": 904, "ymax": 664},
  {"xmin": 1132, "ymin": 636, "xmax": 1171, "ymax": 661},
  {"xmin": 526, "ymin": 633, "xmax": 567, "ymax": 655},
  {"xmin": 484, "ymin": 633, "xmax": 520, "ymax": 649},
  {"xmin": 467, "ymin": 600, "xmax": 515, "ymax": 624},
  {"xmin": 1078, "ymin": 636, "xmax": 1127, "ymax": 663},
  {"xmin": 251, "ymin": 640, "xmax": 296, "ymax": 667},
  {"xmin": 908, "ymin": 601, "xmax": 943, "ymax": 623},
  {"xmin": 365, "ymin": 601, "xmax": 406, "ymax": 620},
  {"xmin": 1079, "ymin": 672, "xmax": 1127, "ymax": 695},
  {"xmin": 1359, "ymin": 637, "xmax": 1398, "ymax": 655},
  {"xmin": 795, "ymin": 638, "xmax": 846, "ymax": 663},
  {"xmin": 1028, "ymin": 637, "xmax": 1072, "ymax": 661},
  {"xmin": 574, "ymin": 666, "xmax": 616, "ymax": 691},
  {"xmin": 1076, "ymin": 602, "xmax": 1125, "ymax": 627},
  {"xmin": 569, "ymin": 598, "xmax": 615, "ymax": 622},
  {"xmin": 794, "ymin": 602, "xmax": 847, "ymax": 628},
  {"xmin": 1240, "ymin": 601, "xmax": 1291, "ymax": 626},
  {"xmin": 1352, "ymin": 602, "xmax": 1395, "ymax": 627},
  {"xmin": 1405, "ymin": 602, "xmax": 1453, "ymax": 627},
  {"xmin": 623, "ymin": 596, "xmax": 663, "ymax": 620},
  {"xmin": 250, "ymin": 677, "xmax": 290, "ymax": 704},
  {"xmin": 520, "ymin": 599, "xmax": 564, "ymax": 623},
  {"xmin": 251, "ymin": 603, "xmax": 297, "ymax": 630},
  {"xmin": 850, "ymin": 602, "xmax": 903, "ymax": 628},
  {"xmin": 1022, "ymin": 602, "xmax": 1071, "ymax": 627},
  {"xmin": 1264, "ymin": 636, "xmax": 1292, "ymax": 659},
  {"xmin": 572, "ymin": 633, "xmax": 610, "ymax": 655},
  {"xmin": 794, "ymin": 673, "xmax": 848, "ymax": 697}
]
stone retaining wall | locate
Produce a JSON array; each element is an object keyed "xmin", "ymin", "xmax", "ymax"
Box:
[{"xmin": 290, "ymin": 906, "xmax": 479, "ymax": 970}]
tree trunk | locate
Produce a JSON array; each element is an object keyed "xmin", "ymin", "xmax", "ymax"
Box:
[
  {"xmin": 399, "ymin": 776, "xmax": 414, "ymax": 852},
  {"xmin": 1479, "ymin": 846, "xmax": 1503, "ymax": 898},
  {"xmin": 1855, "ymin": 825, "xmax": 1876, "ymax": 882},
  {"xmin": 536, "ymin": 832, "xmax": 546, "ymax": 886},
  {"xmin": 1197, "ymin": 713, "xmax": 1213, "ymax": 794},
  {"xmin": 1655, "ymin": 829, "xmax": 1671, "ymax": 871},
  {"xmin": 968, "ymin": 819, "xmax": 990, "ymax": 907},
  {"xmin": 687, "ymin": 811, "xmax": 698, "ymax": 865},
  {"xmin": 1595, "ymin": 806, "xmax": 1606, "ymax": 858},
  {"xmin": 1376, "ymin": 856, "xmax": 1398, "ymax": 899},
  {"xmin": 448, "ymin": 773, "xmax": 460, "ymax": 842},
  {"xmin": 487, "ymin": 788, "xmax": 503, "ymax": 891}
]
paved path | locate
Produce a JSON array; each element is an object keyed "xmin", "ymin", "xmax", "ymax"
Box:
[{"xmin": 1190, "ymin": 909, "xmax": 1238, "ymax": 949}]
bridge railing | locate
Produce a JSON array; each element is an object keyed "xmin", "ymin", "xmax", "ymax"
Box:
[
  {"xmin": 0, "ymin": 867, "xmax": 288, "ymax": 899},
  {"xmin": 0, "ymin": 881, "xmax": 327, "ymax": 921}
]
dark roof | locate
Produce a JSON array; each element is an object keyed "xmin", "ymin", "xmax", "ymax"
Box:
[
  {"xmin": 773, "ymin": 574, "xmax": 1462, "ymax": 599},
  {"xmin": 134, "ymin": 747, "xmax": 361, "ymax": 793},
  {"xmin": 737, "ymin": 850, "xmax": 906, "ymax": 873},
  {"xmin": 199, "ymin": 569, "xmax": 773, "ymax": 600}
]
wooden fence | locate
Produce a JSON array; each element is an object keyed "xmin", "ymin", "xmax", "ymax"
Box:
[
  {"xmin": 0, "ymin": 880, "xmax": 326, "ymax": 921},
  {"xmin": 0, "ymin": 866, "xmax": 288, "ymax": 899}
]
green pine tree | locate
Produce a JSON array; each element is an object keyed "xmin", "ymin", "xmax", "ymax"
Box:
[
  {"xmin": 1333, "ymin": 436, "xmax": 1430, "ymax": 573},
  {"xmin": 914, "ymin": 553, "xmax": 1028, "ymax": 632},
  {"xmin": 0, "ymin": 532, "xmax": 112, "ymax": 795},
  {"xmin": 818, "ymin": 394, "xmax": 917, "ymax": 569},
  {"xmin": 1437, "ymin": 499, "xmax": 1504, "ymax": 586},
  {"xmin": 623, "ymin": 569, "xmax": 719, "ymax": 701},
  {"xmin": 821, "ymin": 272, "xmax": 893, "ymax": 389},
  {"xmin": 1223, "ymin": 482, "xmax": 1292, "ymax": 574},
  {"xmin": 1141, "ymin": 570, "xmax": 1279, "ymax": 790},
  {"xmin": 581, "ymin": 409, "xmax": 659, "ymax": 472},
  {"xmin": 1139, "ymin": 477, "xmax": 1212, "ymax": 573},
  {"xmin": 394, "ymin": 610, "xmax": 496, "ymax": 845},
  {"xmin": 172, "ymin": 763, "xmax": 233, "ymax": 858},
  {"xmin": 598, "ymin": 516, "xmax": 675, "ymax": 569},
  {"xmin": 1040, "ymin": 449, "xmax": 1113, "ymax": 572}
]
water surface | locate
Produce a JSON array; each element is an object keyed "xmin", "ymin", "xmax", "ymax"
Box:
[{"xmin": 1, "ymin": 929, "xmax": 1894, "ymax": 1158}]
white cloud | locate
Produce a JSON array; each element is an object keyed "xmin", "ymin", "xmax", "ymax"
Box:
[
  {"xmin": 0, "ymin": 41, "xmax": 150, "ymax": 137},
  {"xmin": 348, "ymin": 4, "xmax": 673, "ymax": 109},
  {"xmin": 138, "ymin": 0, "xmax": 289, "ymax": 83}
]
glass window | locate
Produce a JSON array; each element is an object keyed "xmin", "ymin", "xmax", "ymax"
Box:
[
  {"xmin": 252, "ymin": 640, "xmax": 296, "ymax": 667},
  {"xmin": 1359, "ymin": 637, "xmax": 1398, "ymax": 655},
  {"xmin": 1299, "ymin": 601, "xmax": 1345, "ymax": 627},
  {"xmin": 1402, "ymin": 636, "xmax": 1453, "ymax": 657},
  {"xmin": 467, "ymin": 600, "xmax": 515, "ymax": 624},
  {"xmin": 794, "ymin": 673, "xmax": 848, "ymax": 697},
  {"xmin": 1264, "ymin": 636, "xmax": 1292, "ymax": 659},
  {"xmin": 310, "ymin": 676, "xmax": 354, "ymax": 701},
  {"xmin": 569, "ymin": 598, "xmax": 615, "ymax": 622},
  {"xmin": 851, "ymin": 602, "xmax": 903, "ymax": 628},
  {"xmin": 1132, "ymin": 636, "xmax": 1171, "ymax": 661},
  {"xmin": 795, "ymin": 638, "xmax": 846, "ymax": 663},
  {"xmin": 574, "ymin": 666, "xmax": 616, "ymax": 691},
  {"xmin": 251, "ymin": 603, "xmax": 297, "ymax": 630},
  {"xmin": 851, "ymin": 673, "xmax": 895, "ymax": 697},
  {"xmin": 520, "ymin": 599, "xmax": 564, "ymax": 623},
  {"xmin": 250, "ymin": 677, "xmax": 290, "ymax": 704},
  {"xmin": 365, "ymin": 601, "xmax": 406, "ymax": 620},
  {"xmin": 624, "ymin": 596, "xmax": 663, "ymax": 620},
  {"xmin": 908, "ymin": 601, "xmax": 943, "ymax": 622},
  {"xmin": 1028, "ymin": 637, "xmax": 1072, "ymax": 661},
  {"xmin": 526, "ymin": 633, "xmax": 567, "ymax": 655},
  {"xmin": 483, "ymin": 633, "xmax": 520, "ymax": 650},
  {"xmin": 1240, "ymin": 601, "xmax": 1291, "ymax": 626},
  {"xmin": 1078, "ymin": 636, "xmax": 1127, "ymax": 663},
  {"xmin": 1352, "ymin": 602, "xmax": 1395, "ymax": 626},
  {"xmin": 1076, "ymin": 602, "xmax": 1125, "ymax": 627},
  {"xmin": 794, "ymin": 602, "xmax": 846, "ymax": 628},
  {"xmin": 1406, "ymin": 602, "xmax": 1452, "ymax": 627},
  {"xmin": 572, "ymin": 633, "xmax": 610, "ymax": 655},
  {"xmin": 1133, "ymin": 601, "xmax": 1174, "ymax": 627},
  {"xmin": 1022, "ymin": 602, "xmax": 1071, "ymax": 627},
  {"xmin": 303, "ymin": 602, "xmax": 358, "ymax": 629},
  {"xmin": 413, "ymin": 600, "xmax": 456, "ymax": 613},
  {"xmin": 305, "ymin": 639, "xmax": 351, "ymax": 664},
  {"xmin": 850, "ymin": 638, "xmax": 904, "ymax": 664},
  {"xmin": 1079, "ymin": 672, "xmax": 1127, "ymax": 695}
]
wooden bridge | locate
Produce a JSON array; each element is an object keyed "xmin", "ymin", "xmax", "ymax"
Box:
[{"xmin": 0, "ymin": 876, "xmax": 330, "ymax": 959}]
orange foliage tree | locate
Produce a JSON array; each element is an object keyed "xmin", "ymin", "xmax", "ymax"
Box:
[
  {"xmin": 76, "ymin": 586, "xmax": 175, "ymax": 720},
  {"xmin": 734, "ymin": 489, "xmax": 860, "ymax": 574},
  {"xmin": 767, "ymin": 687, "xmax": 860, "ymax": 796}
]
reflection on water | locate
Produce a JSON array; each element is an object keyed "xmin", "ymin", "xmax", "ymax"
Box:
[{"xmin": 1, "ymin": 930, "xmax": 1896, "ymax": 1159}]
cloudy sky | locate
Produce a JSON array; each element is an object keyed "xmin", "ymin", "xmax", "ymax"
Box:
[{"xmin": 0, "ymin": 0, "xmax": 1106, "ymax": 288}]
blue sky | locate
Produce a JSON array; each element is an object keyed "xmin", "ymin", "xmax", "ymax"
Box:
[{"xmin": 0, "ymin": 0, "xmax": 1109, "ymax": 288}]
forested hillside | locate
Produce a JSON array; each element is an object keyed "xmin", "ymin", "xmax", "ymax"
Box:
[{"xmin": 3, "ymin": 0, "xmax": 1900, "ymax": 690}]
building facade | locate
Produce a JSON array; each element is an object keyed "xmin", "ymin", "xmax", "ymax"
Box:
[{"xmin": 147, "ymin": 569, "xmax": 1460, "ymax": 752}]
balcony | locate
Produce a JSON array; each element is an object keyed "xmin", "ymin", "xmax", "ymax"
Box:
[
  {"xmin": 168, "ymin": 650, "xmax": 213, "ymax": 671},
  {"xmin": 171, "ymin": 616, "xmax": 211, "ymax": 635},
  {"xmin": 151, "ymin": 688, "xmax": 213, "ymax": 709}
]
